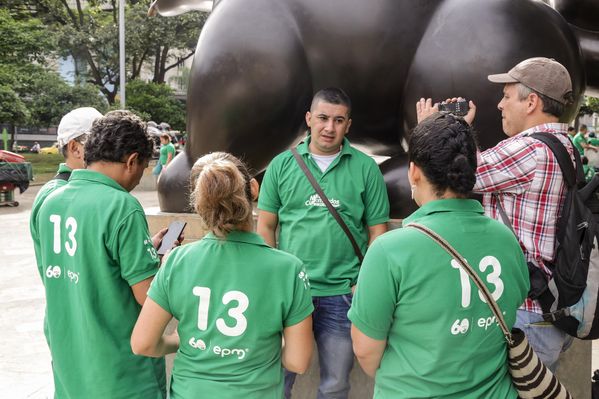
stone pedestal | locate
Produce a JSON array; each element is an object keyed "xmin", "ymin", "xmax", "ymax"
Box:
[
  {"xmin": 136, "ymin": 161, "xmax": 158, "ymax": 191},
  {"xmin": 146, "ymin": 207, "xmax": 207, "ymax": 244},
  {"xmin": 144, "ymin": 210, "xmax": 591, "ymax": 398}
]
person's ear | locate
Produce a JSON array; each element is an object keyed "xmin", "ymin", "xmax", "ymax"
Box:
[
  {"xmin": 526, "ymin": 92, "xmax": 541, "ymax": 115},
  {"xmin": 125, "ymin": 152, "xmax": 139, "ymax": 171},
  {"xmin": 408, "ymin": 161, "xmax": 420, "ymax": 186},
  {"xmin": 68, "ymin": 140, "xmax": 84, "ymax": 160},
  {"xmin": 250, "ymin": 178, "xmax": 259, "ymax": 201},
  {"xmin": 305, "ymin": 111, "xmax": 312, "ymax": 128},
  {"xmin": 345, "ymin": 118, "xmax": 352, "ymax": 134}
]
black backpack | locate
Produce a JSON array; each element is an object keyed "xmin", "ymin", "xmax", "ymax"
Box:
[{"xmin": 528, "ymin": 133, "xmax": 599, "ymax": 340}]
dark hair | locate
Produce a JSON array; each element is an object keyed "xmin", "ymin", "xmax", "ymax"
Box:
[
  {"xmin": 311, "ymin": 87, "xmax": 352, "ymax": 116},
  {"xmin": 408, "ymin": 112, "xmax": 478, "ymax": 197},
  {"xmin": 516, "ymin": 83, "xmax": 566, "ymax": 118},
  {"xmin": 567, "ymin": 126, "xmax": 575, "ymax": 133},
  {"xmin": 189, "ymin": 152, "xmax": 253, "ymax": 237},
  {"xmin": 581, "ymin": 124, "xmax": 588, "ymax": 131},
  {"xmin": 84, "ymin": 110, "xmax": 153, "ymax": 165}
]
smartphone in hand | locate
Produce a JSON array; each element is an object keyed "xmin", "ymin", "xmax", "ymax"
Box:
[
  {"xmin": 157, "ymin": 221, "xmax": 187, "ymax": 255},
  {"xmin": 438, "ymin": 99, "xmax": 469, "ymax": 116}
]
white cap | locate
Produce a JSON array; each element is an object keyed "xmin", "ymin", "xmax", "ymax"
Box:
[{"xmin": 57, "ymin": 107, "xmax": 103, "ymax": 147}]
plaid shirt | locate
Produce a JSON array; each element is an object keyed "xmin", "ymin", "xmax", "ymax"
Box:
[{"xmin": 474, "ymin": 123, "xmax": 574, "ymax": 314}]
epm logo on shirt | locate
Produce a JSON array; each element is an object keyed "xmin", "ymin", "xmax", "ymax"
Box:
[{"xmin": 305, "ymin": 194, "xmax": 340, "ymax": 208}]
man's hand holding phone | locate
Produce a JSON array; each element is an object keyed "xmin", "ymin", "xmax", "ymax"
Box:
[
  {"xmin": 416, "ymin": 97, "xmax": 476, "ymax": 125},
  {"xmin": 153, "ymin": 221, "xmax": 187, "ymax": 260}
]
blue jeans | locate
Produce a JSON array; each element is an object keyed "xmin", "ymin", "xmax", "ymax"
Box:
[
  {"xmin": 514, "ymin": 309, "xmax": 573, "ymax": 373},
  {"xmin": 285, "ymin": 294, "xmax": 354, "ymax": 399}
]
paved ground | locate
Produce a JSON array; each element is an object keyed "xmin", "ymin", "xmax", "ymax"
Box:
[
  {"xmin": 0, "ymin": 184, "xmax": 159, "ymax": 398},
  {"xmin": 2, "ymin": 184, "xmax": 598, "ymax": 397}
]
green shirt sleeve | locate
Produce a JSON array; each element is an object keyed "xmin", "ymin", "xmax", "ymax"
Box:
[
  {"xmin": 347, "ymin": 238, "xmax": 397, "ymax": 340},
  {"xmin": 147, "ymin": 261, "xmax": 172, "ymax": 314},
  {"xmin": 284, "ymin": 262, "xmax": 315, "ymax": 327},
  {"xmin": 362, "ymin": 161, "xmax": 390, "ymax": 227},
  {"xmin": 114, "ymin": 210, "xmax": 160, "ymax": 286},
  {"xmin": 257, "ymin": 158, "xmax": 282, "ymax": 213}
]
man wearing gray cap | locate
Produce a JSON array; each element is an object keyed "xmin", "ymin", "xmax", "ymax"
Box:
[
  {"xmin": 475, "ymin": 57, "xmax": 575, "ymax": 371},
  {"xmin": 416, "ymin": 57, "xmax": 575, "ymax": 371}
]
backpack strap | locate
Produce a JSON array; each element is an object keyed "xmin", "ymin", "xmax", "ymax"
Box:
[
  {"xmin": 290, "ymin": 147, "xmax": 364, "ymax": 263},
  {"xmin": 53, "ymin": 171, "xmax": 71, "ymax": 181},
  {"xmin": 529, "ymin": 133, "xmax": 582, "ymax": 188}
]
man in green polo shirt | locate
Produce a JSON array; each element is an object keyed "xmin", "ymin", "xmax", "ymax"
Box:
[
  {"xmin": 30, "ymin": 107, "xmax": 103, "ymax": 263},
  {"xmin": 32, "ymin": 110, "xmax": 167, "ymax": 398},
  {"xmin": 572, "ymin": 124, "xmax": 598, "ymax": 156},
  {"xmin": 257, "ymin": 87, "xmax": 390, "ymax": 399}
]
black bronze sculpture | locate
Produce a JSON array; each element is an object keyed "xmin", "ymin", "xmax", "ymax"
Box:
[{"xmin": 150, "ymin": 0, "xmax": 599, "ymax": 217}]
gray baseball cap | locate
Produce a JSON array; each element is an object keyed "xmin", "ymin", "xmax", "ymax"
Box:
[{"xmin": 488, "ymin": 57, "xmax": 572, "ymax": 105}]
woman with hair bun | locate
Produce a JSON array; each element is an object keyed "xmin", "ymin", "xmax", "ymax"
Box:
[
  {"xmin": 348, "ymin": 113, "xmax": 530, "ymax": 398},
  {"xmin": 131, "ymin": 152, "xmax": 314, "ymax": 399}
]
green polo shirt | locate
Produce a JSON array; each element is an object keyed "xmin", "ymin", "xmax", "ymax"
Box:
[
  {"xmin": 148, "ymin": 230, "xmax": 314, "ymax": 399},
  {"xmin": 36, "ymin": 169, "xmax": 166, "ymax": 399},
  {"xmin": 573, "ymin": 132, "xmax": 588, "ymax": 156},
  {"xmin": 348, "ymin": 199, "xmax": 529, "ymax": 399},
  {"xmin": 159, "ymin": 142, "xmax": 176, "ymax": 165},
  {"xmin": 30, "ymin": 163, "xmax": 73, "ymax": 273},
  {"xmin": 258, "ymin": 136, "xmax": 390, "ymax": 296},
  {"xmin": 589, "ymin": 137, "xmax": 599, "ymax": 147}
]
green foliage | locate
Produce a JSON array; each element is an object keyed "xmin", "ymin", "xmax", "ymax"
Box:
[
  {"xmin": 22, "ymin": 71, "xmax": 109, "ymax": 126},
  {"xmin": 125, "ymin": 80, "xmax": 185, "ymax": 131},
  {"xmin": 5, "ymin": 0, "xmax": 207, "ymax": 103},
  {"xmin": 0, "ymin": 8, "xmax": 108, "ymax": 127},
  {"xmin": 578, "ymin": 96, "xmax": 599, "ymax": 117},
  {"xmin": 0, "ymin": 8, "xmax": 54, "ymax": 66},
  {"xmin": 23, "ymin": 152, "xmax": 64, "ymax": 175},
  {"xmin": 0, "ymin": 9, "xmax": 49, "ymax": 125},
  {"xmin": 0, "ymin": 85, "xmax": 29, "ymax": 125},
  {"xmin": 126, "ymin": 1, "xmax": 206, "ymax": 83}
]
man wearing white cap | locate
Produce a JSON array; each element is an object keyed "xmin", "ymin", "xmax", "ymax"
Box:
[
  {"xmin": 416, "ymin": 57, "xmax": 575, "ymax": 371},
  {"xmin": 30, "ymin": 107, "xmax": 103, "ymax": 243}
]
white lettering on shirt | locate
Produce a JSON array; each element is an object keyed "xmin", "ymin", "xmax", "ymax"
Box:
[{"xmin": 305, "ymin": 194, "xmax": 340, "ymax": 208}]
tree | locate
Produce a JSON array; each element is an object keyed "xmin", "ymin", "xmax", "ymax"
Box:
[
  {"xmin": 0, "ymin": 8, "xmax": 51, "ymax": 143},
  {"xmin": 126, "ymin": 1, "xmax": 206, "ymax": 84},
  {"xmin": 125, "ymin": 80, "xmax": 185, "ymax": 131},
  {"xmin": 6, "ymin": 0, "xmax": 207, "ymax": 104},
  {"xmin": 576, "ymin": 96, "xmax": 599, "ymax": 131},
  {"xmin": 0, "ymin": 8, "xmax": 108, "ymax": 140},
  {"xmin": 0, "ymin": 85, "xmax": 29, "ymax": 128},
  {"xmin": 578, "ymin": 96, "xmax": 599, "ymax": 117},
  {"xmin": 23, "ymin": 72, "xmax": 109, "ymax": 127}
]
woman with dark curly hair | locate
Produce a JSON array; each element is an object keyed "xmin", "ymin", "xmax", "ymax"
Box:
[{"xmin": 348, "ymin": 113, "xmax": 529, "ymax": 398}]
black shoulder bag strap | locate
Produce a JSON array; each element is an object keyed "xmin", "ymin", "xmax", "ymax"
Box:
[
  {"xmin": 290, "ymin": 147, "xmax": 364, "ymax": 263},
  {"xmin": 53, "ymin": 171, "xmax": 71, "ymax": 181},
  {"xmin": 529, "ymin": 132, "xmax": 581, "ymax": 188},
  {"xmin": 496, "ymin": 133, "xmax": 580, "ymax": 233}
]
